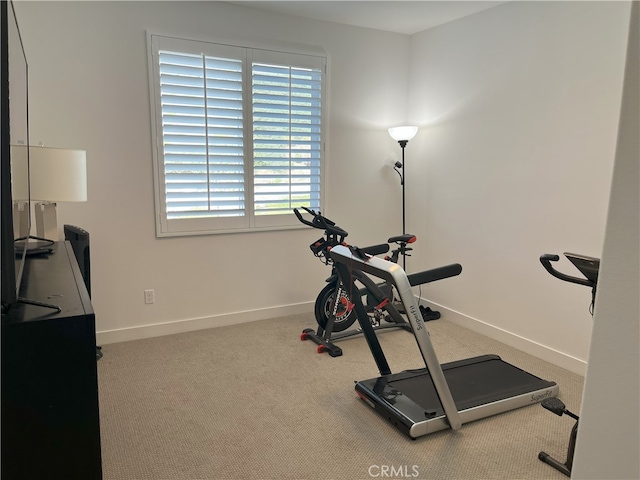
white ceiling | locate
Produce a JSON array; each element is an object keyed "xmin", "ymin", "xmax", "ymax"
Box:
[{"xmin": 229, "ymin": 1, "xmax": 507, "ymax": 35}]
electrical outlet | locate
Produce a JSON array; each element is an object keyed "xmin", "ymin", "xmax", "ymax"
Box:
[{"xmin": 144, "ymin": 289, "xmax": 155, "ymax": 304}]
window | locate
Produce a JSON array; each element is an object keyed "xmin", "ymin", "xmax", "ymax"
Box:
[{"xmin": 148, "ymin": 35, "xmax": 326, "ymax": 236}]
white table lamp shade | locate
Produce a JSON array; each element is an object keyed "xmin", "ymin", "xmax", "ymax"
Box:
[{"xmin": 10, "ymin": 146, "xmax": 87, "ymax": 202}]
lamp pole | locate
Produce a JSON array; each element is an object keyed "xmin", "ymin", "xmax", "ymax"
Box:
[
  {"xmin": 388, "ymin": 126, "xmax": 417, "ymax": 270},
  {"xmin": 399, "ymin": 139, "xmax": 408, "ymax": 237}
]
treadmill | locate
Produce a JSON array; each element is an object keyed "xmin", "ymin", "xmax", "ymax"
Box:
[{"xmin": 329, "ymin": 245, "xmax": 559, "ymax": 438}]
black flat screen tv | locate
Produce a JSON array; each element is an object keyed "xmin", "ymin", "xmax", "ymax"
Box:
[{"xmin": 1, "ymin": 0, "xmax": 31, "ymax": 313}]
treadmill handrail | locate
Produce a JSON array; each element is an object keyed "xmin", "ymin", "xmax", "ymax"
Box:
[
  {"xmin": 407, "ymin": 263, "xmax": 462, "ymax": 287},
  {"xmin": 329, "ymin": 245, "xmax": 463, "ymax": 431}
]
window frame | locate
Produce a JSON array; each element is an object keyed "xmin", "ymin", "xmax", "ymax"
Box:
[{"xmin": 147, "ymin": 33, "xmax": 327, "ymax": 237}]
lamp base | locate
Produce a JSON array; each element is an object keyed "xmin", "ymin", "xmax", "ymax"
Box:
[
  {"xmin": 12, "ymin": 202, "xmax": 29, "ymax": 239},
  {"xmin": 35, "ymin": 202, "xmax": 59, "ymax": 241},
  {"xmin": 14, "ymin": 236, "xmax": 55, "ymax": 256}
]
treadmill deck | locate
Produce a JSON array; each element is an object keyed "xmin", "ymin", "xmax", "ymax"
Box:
[{"xmin": 355, "ymin": 354, "xmax": 559, "ymax": 438}]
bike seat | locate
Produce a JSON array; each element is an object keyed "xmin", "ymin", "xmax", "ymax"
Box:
[{"xmin": 388, "ymin": 234, "xmax": 416, "ymax": 244}]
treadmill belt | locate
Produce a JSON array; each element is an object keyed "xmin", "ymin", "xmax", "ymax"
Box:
[{"xmin": 390, "ymin": 355, "xmax": 556, "ymax": 412}]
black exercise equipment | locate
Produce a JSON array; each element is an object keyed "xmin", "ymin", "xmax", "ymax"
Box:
[
  {"xmin": 294, "ymin": 207, "xmax": 439, "ymax": 357},
  {"xmin": 538, "ymin": 397, "xmax": 579, "ymax": 477},
  {"xmin": 537, "ymin": 251, "xmax": 600, "ymax": 477},
  {"xmin": 329, "ymin": 245, "xmax": 559, "ymax": 438}
]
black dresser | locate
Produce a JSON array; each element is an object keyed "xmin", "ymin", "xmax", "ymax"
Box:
[{"xmin": 1, "ymin": 241, "xmax": 102, "ymax": 479}]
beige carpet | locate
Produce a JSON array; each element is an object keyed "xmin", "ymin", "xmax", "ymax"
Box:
[{"xmin": 97, "ymin": 312, "xmax": 582, "ymax": 480}]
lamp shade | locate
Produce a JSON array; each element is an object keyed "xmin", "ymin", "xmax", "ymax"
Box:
[
  {"xmin": 388, "ymin": 126, "xmax": 418, "ymax": 142},
  {"xmin": 11, "ymin": 145, "xmax": 87, "ymax": 202}
]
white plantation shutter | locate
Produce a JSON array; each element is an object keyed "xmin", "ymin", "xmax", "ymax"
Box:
[
  {"xmin": 149, "ymin": 35, "xmax": 325, "ymax": 236},
  {"xmin": 160, "ymin": 51, "xmax": 245, "ymax": 220},
  {"xmin": 252, "ymin": 62, "xmax": 322, "ymax": 218}
]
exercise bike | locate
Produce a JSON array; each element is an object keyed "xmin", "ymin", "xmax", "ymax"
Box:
[
  {"xmin": 294, "ymin": 207, "xmax": 440, "ymax": 357},
  {"xmin": 538, "ymin": 252, "xmax": 600, "ymax": 477}
]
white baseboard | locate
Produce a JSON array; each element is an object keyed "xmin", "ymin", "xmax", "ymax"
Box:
[
  {"xmin": 426, "ymin": 300, "xmax": 587, "ymax": 376},
  {"xmin": 96, "ymin": 302, "xmax": 313, "ymax": 345},
  {"xmin": 97, "ymin": 298, "xmax": 586, "ymax": 376}
]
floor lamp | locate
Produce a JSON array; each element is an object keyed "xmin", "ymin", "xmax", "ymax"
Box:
[{"xmin": 388, "ymin": 126, "xmax": 418, "ymax": 269}]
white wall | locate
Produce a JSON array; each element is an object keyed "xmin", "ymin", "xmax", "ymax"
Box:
[
  {"xmin": 405, "ymin": 1, "xmax": 630, "ymax": 373},
  {"xmin": 14, "ymin": 1, "xmax": 410, "ymax": 343},
  {"xmin": 14, "ymin": 1, "xmax": 631, "ymax": 377},
  {"xmin": 573, "ymin": 3, "xmax": 639, "ymax": 477}
]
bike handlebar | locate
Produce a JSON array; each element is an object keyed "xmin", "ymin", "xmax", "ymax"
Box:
[
  {"xmin": 293, "ymin": 207, "xmax": 316, "ymax": 228},
  {"xmin": 540, "ymin": 254, "xmax": 593, "ymax": 287},
  {"xmin": 293, "ymin": 207, "xmax": 349, "ymax": 239}
]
